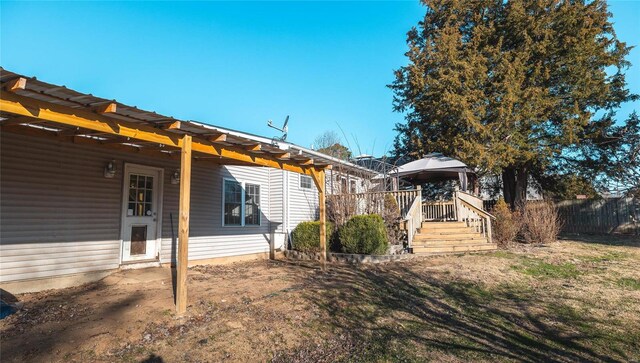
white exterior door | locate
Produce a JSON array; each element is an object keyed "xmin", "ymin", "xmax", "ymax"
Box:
[{"xmin": 121, "ymin": 164, "xmax": 163, "ymax": 262}]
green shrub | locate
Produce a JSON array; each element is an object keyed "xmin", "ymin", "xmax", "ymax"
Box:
[
  {"xmin": 291, "ymin": 221, "xmax": 333, "ymax": 253},
  {"xmin": 338, "ymin": 214, "xmax": 389, "ymax": 255}
]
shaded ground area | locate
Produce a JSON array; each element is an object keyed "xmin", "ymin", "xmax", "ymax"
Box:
[{"xmin": 2, "ymin": 236, "xmax": 640, "ymax": 362}]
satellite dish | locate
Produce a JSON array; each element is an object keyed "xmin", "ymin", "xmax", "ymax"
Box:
[{"xmin": 267, "ymin": 115, "xmax": 289, "ymax": 142}]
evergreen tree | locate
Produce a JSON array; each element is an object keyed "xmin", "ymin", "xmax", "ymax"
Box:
[{"xmin": 390, "ymin": 0, "xmax": 638, "ymax": 207}]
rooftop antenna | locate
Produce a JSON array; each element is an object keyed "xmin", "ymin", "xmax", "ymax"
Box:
[{"xmin": 267, "ymin": 115, "xmax": 289, "ymax": 142}]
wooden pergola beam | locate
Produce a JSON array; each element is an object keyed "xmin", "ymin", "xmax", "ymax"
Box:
[
  {"xmin": 3, "ymin": 77, "xmax": 27, "ymax": 92},
  {"xmin": 56, "ymin": 127, "xmax": 85, "ymax": 136},
  {"xmin": 0, "ymin": 123, "xmax": 165, "ymax": 156},
  {"xmin": 0, "ymin": 116, "xmax": 47, "ymax": 127},
  {"xmin": 207, "ymin": 133, "xmax": 227, "ymax": 143},
  {"xmin": 95, "ymin": 102, "xmax": 117, "ymax": 114},
  {"xmin": 0, "ymin": 92, "xmax": 321, "ymax": 176},
  {"xmin": 244, "ymin": 143, "xmax": 261, "ymax": 151},
  {"xmin": 164, "ymin": 121, "xmax": 182, "ymax": 130},
  {"xmin": 99, "ymin": 138, "xmax": 136, "ymax": 145}
]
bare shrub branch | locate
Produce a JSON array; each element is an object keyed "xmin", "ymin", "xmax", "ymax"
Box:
[{"xmin": 520, "ymin": 201, "xmax": 562, "ymax": 244}]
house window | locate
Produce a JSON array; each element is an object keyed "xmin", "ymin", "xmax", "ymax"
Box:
[
  {"xmin": 350, "ymin": 180, "xmax": 357, "ymax": 194},
  {"xmin": 223, "ymin": 180, "xmax": 243, "ymax": 226},
  {"xmin": 300, "ymin": 175, "xmax": 313, "ymax": 189},
  {"xmin": 340, "ymin": 177, "xmax": 347, "ymax": 193},
  {"xmin": 223, "ymin": 179, "xmax": 261, "ymax": 226},
  {"xmin": 245, "ymin": 183, "xmax": 260, "ymax": 226}
]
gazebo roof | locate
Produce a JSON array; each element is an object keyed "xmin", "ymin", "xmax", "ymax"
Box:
[{"xmin": 392, "ymin": 153, "xmax": 472, "ymax": 184}]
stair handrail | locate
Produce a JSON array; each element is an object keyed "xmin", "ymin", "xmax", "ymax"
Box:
[
  {"xmin": 455, "ymin": 190, "xmax": 485, "ymax": 210},
  {"xmin": 403, "ymin": 194, "xmax": 422, "ymax": 248},
  {"xmin": 455, "ymin": 191, "xmax": 495, "ymax": 243}
]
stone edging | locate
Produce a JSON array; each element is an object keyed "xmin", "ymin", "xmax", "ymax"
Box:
[{"xmin": 284, "ymin": 250, "xmax": 416, "ymax": 264}]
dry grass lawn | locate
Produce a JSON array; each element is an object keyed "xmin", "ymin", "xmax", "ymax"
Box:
[{"xmin": 1, "ymin": 235, "xmax": 639, "ymax": 362}]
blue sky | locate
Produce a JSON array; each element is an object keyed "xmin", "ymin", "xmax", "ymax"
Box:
[{"xmin": 1, "ymin": 1, "xmax": 638, "ymax": 156}]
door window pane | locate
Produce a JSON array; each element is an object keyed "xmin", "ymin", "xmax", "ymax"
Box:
[{"xmin": 128, "ymin": 174, "xmax": 153, "ymax": 217}]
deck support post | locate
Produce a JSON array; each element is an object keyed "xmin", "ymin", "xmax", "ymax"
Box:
[
  {"xmin": 310, "ymin": 168, "xmax": 327, "ymax": 271},
  {"xmin": 176, "ymin": 135, "xmax": 192, "ymax": 315}
]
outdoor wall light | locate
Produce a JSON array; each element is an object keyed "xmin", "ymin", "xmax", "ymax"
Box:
[
  {"xmin": 104, "ymin": 160, "xmax": 117, "ymax": 178},
  {"xmin": 171, "ymin": 169, "xmax": 180, "ymax": 184}
]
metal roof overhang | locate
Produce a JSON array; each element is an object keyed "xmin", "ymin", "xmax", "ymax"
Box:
[{"xmin": 0, "ymin": 68, "xmax": 374, "ymax": 176}]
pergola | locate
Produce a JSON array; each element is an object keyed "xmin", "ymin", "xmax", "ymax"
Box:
[{"xmin": 0, "ymin": 68, "xmax": 349, "ymax": 314}]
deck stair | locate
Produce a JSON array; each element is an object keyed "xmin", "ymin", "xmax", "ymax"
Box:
[{"xmin": 411, "ymin": 221, "xmax": 497, "ymax": 255}]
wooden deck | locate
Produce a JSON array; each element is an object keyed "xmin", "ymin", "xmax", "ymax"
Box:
[
  {"xmin": 405, "ymin": 191, "xmax": 497, "ymax": 255},
  {"xmin": 411, "ymin": 221, "xmax": 497, "ymax": 255}
]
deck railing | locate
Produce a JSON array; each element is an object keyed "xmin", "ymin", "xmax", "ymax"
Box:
[
  {"xmin": 422, "ymin": 200, "xmax": 457, "ymax": 221},
  {"xmin": 331, "ymin": 189, "xmax": 421, "ymax": 218},
  {"xmin": 329, "ymin": 188, "xmax": 495, "ymax": 246},
  {"xmin": 418, "ymin": 191, "xmax": 494, "ymax": 243}
]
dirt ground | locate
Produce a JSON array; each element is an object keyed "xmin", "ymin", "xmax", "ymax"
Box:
[{"xmin": 1, "ymin": 234, "xmax": 639, "ymax": 362}]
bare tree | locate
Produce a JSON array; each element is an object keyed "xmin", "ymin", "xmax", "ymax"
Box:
[{"xmin": 313, "ymin": 130, "xmax": 351, "ymax": 160}]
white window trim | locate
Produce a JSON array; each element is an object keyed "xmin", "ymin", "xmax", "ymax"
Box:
[
  {"xmin": 221, "ymin": 177, "xmax": 262, "ymax": 227},
  {"xmin": 340, "ymin": 176, "xmax": 348, "ymax": 193},
  {"xmin": 299, "ymin": 174, "xmax": 313, "ymax": 190}
]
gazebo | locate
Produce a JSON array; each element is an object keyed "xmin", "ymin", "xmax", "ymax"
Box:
[
  {"xmin": 386, "ymin": 153, "xmax": 494, "ymax": 252},
  {"xmin": 392, "ymin": 153, "xmax": 475, "ymax": 192}
]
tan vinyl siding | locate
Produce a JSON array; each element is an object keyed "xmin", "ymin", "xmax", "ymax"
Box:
[
  {"xmin": 159, "ymin": 164, "xmax": 272, "ymax": 264},
  {"xmin": 1, "ymin": 133, "xmax": 125, "ymax": 282},
  {"xmin": 1, "ymin": 132, "xmax": 276, "ymax": 282},
  {"xmin": 269, "ymin": 169, "xmax": 285, "ymax": 233},
  {"xmin": 286, "ymin": 171, "xmax": 319, "ymax": 229}
]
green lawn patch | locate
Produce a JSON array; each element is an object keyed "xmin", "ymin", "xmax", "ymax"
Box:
[
  {"xmin": 616, "ymin": 277, "xmax": 640, "ymax": 290},
  {"xmin": 513, "ymin": 258, "xmax": 581, "ymax": 279},
  {"xmin": 579, "ymin": 251, "xmax": 631, "ymax": 263}
]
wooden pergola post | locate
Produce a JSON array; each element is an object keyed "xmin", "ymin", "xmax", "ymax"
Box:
[
  {"xmin": 310, "ymin": 168, "xmax": 327, "ymax": 271},
  {"xmin": 176, "ymin": 135, "xmax": 192, "ymax": 315}
]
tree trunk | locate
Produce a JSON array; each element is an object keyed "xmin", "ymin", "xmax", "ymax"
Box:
[
  {"xmin": 502, "ymin": 168, "xmax": 516, "ymax": 209},
  {"xmin": 514, "ymin": 166, "xmax": 528, "ymax": 209},
  {"xmin": 502, "ymin": 166, "xmax": 529, "ymax": 209}
]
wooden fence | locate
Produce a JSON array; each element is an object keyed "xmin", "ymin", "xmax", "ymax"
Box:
[{"xmin": 556, "ymin": 197, "xmax": 638, "ymax": 235}]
